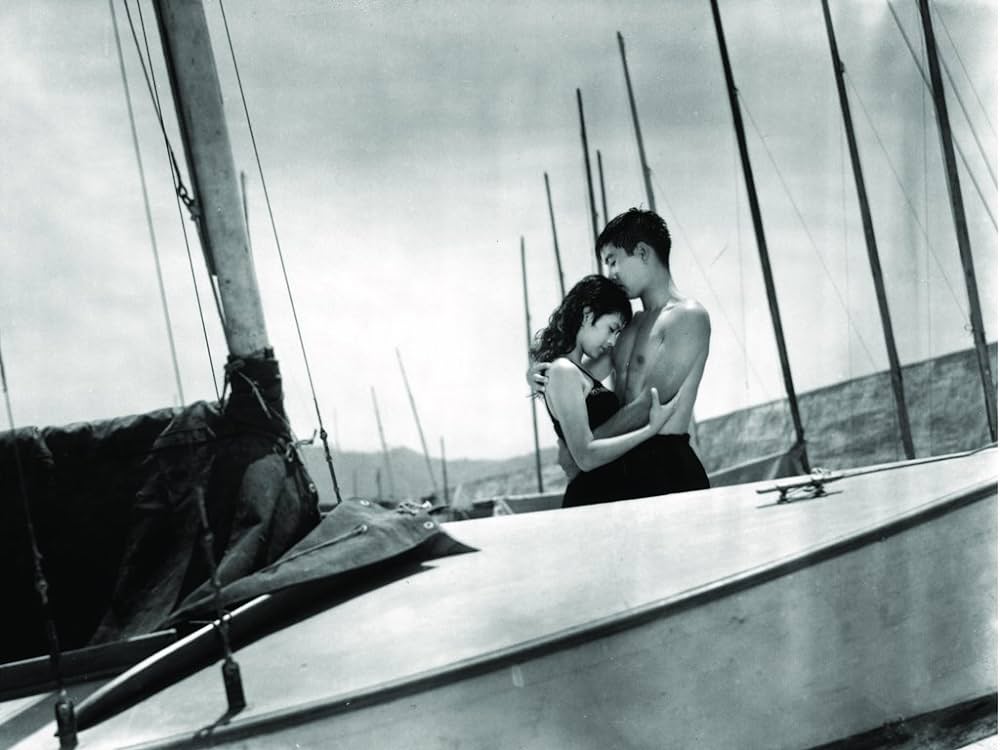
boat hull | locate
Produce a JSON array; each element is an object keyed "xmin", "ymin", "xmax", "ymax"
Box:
[{"xmin": 6, "ymin": 449, "xmax": 997, "ymax": 749}]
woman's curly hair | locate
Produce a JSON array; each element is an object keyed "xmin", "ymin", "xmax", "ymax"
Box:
[{"xmin": 530, "ymin": 274, "xmax": 632, "ymax": 366}]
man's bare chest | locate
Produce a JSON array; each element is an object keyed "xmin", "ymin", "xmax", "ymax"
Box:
[{"xmin": 618, "ymin": 317, "xmax": 660, "ymax": 400}]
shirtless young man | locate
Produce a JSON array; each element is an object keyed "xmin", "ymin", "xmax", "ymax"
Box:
[{"xmin": 534, "ymin": 208, "xmax": 711, "ymax": 498}]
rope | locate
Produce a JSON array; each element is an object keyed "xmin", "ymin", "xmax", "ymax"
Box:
[
  {"xmin": 110, "ymin": 0, "xmax": 185, "ymax": 406},
  {"xmin": 131, "ymin": 0, "xmax": 221, "ymax": 401},
  {"xmin": 217, "ymin": 0, "xmax": 343, "ymax": 505},
  {"xmin": 0, "ymin": 333, "xmax": 77, "ymax": 746},
  {"xmin": 738, "ymin": 93, "xmax": 882, "ymax": 372},
  {"xmin": 193, "ymin": 485, "xmax": 246, "ymax": 713}
]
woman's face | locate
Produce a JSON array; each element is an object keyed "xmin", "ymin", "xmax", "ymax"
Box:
[{"xmin": 579, "ymin": 311, "xmax": 626, "ymax": 359}]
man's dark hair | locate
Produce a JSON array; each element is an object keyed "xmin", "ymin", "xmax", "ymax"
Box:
[{"xmin": 595, "ymin": 208, "xmax": 672, "ymax": 269}]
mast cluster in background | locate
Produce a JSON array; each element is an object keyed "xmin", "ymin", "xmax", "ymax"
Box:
[{"xmin": 516, "ymin": 5, "xmax": 996, "ymax": 479}]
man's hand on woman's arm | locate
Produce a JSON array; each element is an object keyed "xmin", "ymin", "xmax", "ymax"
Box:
[{"xmin": 526, "ymin": 361, "xmax": 550, "ymax": 396}]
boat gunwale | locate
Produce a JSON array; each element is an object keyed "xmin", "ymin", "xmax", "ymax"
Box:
[{"xmin": 105, "ymin": 469, "xmax": 997, "ymax": 750}]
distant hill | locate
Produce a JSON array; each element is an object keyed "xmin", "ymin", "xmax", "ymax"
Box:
[
  {"xmin": 302, "ymin": 343, "xmax": 997, "ymax": 506},
  {"xmin": 298, "ymin": 443, "xmax": 563, "ymax": 508}
]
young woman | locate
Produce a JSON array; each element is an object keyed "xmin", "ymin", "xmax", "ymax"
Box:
[{"xmin": 530, "ymin": 275, "xmax": 675, "ymax": 507}]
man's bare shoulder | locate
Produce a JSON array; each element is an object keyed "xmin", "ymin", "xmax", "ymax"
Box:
[{"xmin": 653, "ymin": 298, "xmax": 710, "ymax": 337}]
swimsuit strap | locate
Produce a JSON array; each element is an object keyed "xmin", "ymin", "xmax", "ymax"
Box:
[{"xmin": 565, "ymin": 358, "xmax": 605, "ymax": 389}]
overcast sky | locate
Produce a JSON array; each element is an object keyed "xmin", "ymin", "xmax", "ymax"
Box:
[{"xmin": 1, "ymin": 0, "xmax": 996, "ymax": 460}]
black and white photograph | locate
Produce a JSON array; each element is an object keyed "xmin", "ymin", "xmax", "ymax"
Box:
[{"xmin": 1, "ymin": 1, "xmax": 997, "ymax": 747}]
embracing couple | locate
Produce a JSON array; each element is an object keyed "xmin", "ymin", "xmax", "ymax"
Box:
[{"xmin": 529, "ymin": 208, "xmax": 710, "ymax": 507}]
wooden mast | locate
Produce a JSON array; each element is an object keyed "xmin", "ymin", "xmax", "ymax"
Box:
[
  {"xmin": 576, "ymin": 89, "xmax": 602, "ymax": 271},
  {"xmin": 521, "ymin": 237, "xmax": 545, "ymax": 493},
  {"xmin": 154, "ymin": 0, "xmax": 269, "ymax": 360},
  {"xmin": 820, "ymin": 0, "xmax": 915, "ymax": 460},
  {"xmin": 917, "ymin": 0, "xmax": 997, "ymax": 442},
  {"xmin": 617, "ymin": 32, "xmax": 656, "ymax": 213},
  {"xmin": 708, "ymin": 0, "xmax": 810, "ymax": 470},
  {"xmin": 544, "ymin": 173, "xmax": 567, "ymax": 297},
  {"xmin": 370, "ymin": 388, "xmax": 397, "ymax": 499},
  {"xmin": 396, "ymin": 348, "xmax": 441, "ymax": 501}
]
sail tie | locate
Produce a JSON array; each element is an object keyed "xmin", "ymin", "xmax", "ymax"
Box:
[{"xmin": 193, "ymin": 485, "xmax": 246, "ymax": 715}]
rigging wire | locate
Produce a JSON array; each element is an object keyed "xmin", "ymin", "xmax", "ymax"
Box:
[
  {"xmin": 844, "ymin": 72, "xmax": 971, "ymax": 318},
  {"xmin": 921, "ymin": 51, "xmax": 938, "ymax": 438},
  {"xmin": 109, "ymin": 0, "xmax": 185, "ymax": 406},
  {"xmin": 736, "ymin": 92, "xmax": 881, "ymax": 372},
  {"xmin": 735, "ymin": 136, "xmax": 749, "ymax": 393},
  {"xmin": 931, "ymin": 1, "xmax": 996, "ymax": 140},
  {"xmin": 648, "ymin": 167, "xmax": 770, "ymax": 396},
  {"xmin": 887, "ymin": 1, "xmax": 996, "ymax": 188},
  {"xmin": 217, "ymin": 0, "xmax": 343, "ymax": 505},
  {"xmin": 839, "ymin": 107, "xmax": 855, "ymax": 383},
  {"xmin": 0, "ymin": 333, "xmax": 77, "ymax": 747},
  {"xmin": 131, "ymin": 0, "xmax": 221, "ymax": 401},
  {"xmin": 885, "ymin": 1, "xmax": 998, "ymax": 228}
]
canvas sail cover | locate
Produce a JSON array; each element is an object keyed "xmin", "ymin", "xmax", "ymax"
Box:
[{"xmin": 1, "ymin": 355, "xmax": 468, "ymax": 664}]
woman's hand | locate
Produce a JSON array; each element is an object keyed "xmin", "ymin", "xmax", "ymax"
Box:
[
  {"xmin": 647, "ymin": 387, "xmax": 675, "ymax": 432},
  {"xmin": 526, "ymin": 361, "xmax": 550, "ymax": 395}
]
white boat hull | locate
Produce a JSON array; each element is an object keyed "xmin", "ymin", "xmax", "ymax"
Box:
[{"xmin": 6, "ymin": 449, "xmax": 997, "ymax": 749}]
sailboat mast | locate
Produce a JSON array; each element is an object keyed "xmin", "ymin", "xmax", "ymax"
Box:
[
  {"xmin": 440, "ymin": 436, "xmax": 449, "ymax": 507},
  {"xmin": 708, "ymin": 0, "xmax": 810, "ymax": 470},
  {"xmin": 544, "ymin": 172, "xmax": 567, "ymax": 297},
  {"xmin": 370, "ymin": 388, "xmax": 396, "ymax": 499},
  {"xmin": 917, "ymin": 0, "xmax": 997, "ymax": 442},
  {"xmin": 521, "ymin": 237, "xmax": 545, "ymax": 493},
  {"xmin": 153, "ymin": 0, "xmax": 269, "ymax": 359},
  {"xmin": 396, "ymin": 348, "xmax": 441, "ymax": 500},
  {"xmin": 820, "ymin": 0, "xmax": 915, "ymax": 460},
  {"xmin": 576, "ymin": 89, "xmax": 602, "ymax": 270},
  {"xmin": 596, "ymin": 149, "xmax": 610, "ymax": 226},
  {"xmin": 617, "ymin": 32, "xmax": 657, "ymax": 213}
]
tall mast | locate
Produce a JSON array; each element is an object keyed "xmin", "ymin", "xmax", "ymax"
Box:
[
  {"xmin": 576, "ymin": 89, "xmax": 602, "ymax": 270},
  {"xmin": 154, "ymin": 0, "xmax": 269, "ymax": 359},
  {"xmin": 396, "ymin": 348, "xmax": 440, "ymax": 500},
  {"xmin": 521, "ymin": 237, "xmax": 545, "ymax": 493},
  {"xmin": 154, "ymin": 0, "xmax": 261, "ymax": 717},
  {"xmin": 370, "ymin": 388, "xmax": 397, "ymax": 499},
  {"xmin": 917, "ymin": 0, "xmax": 997, "ymax": 442},
  {"xmin": 544, "ymin": 173, "xmax": 567, "ymax": 297},
  {"xmin": 596, "ymin": 149, "xmax": 610, "ymax": 226},
  {"xmin": 617, "ymin": 32, "xmax": 656, "ymax": 213},
  {"xmin": 820, "ymin": 0, "xmax": 914, "ymax": 459},
  {"xmin": 708, "ymin": 0, "xmax": 810, "ymax": 470}
]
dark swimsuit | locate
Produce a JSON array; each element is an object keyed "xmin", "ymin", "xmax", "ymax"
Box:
[
  {"xmin": 619, "ymin": 433, "xmax": 709, "ymax": 497},
  {"xmin": 544, "ymin": 362, "xmax": 632, "ymax": 508},
  {"xmin": 546, "ymin": 361, "xmax": 710, "ymax": 506}
]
